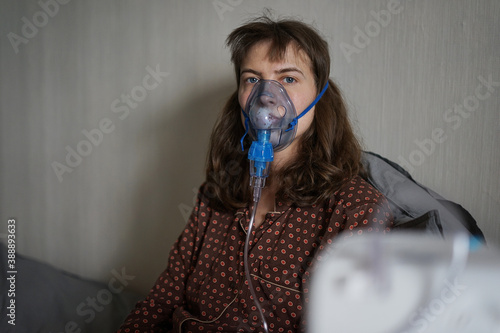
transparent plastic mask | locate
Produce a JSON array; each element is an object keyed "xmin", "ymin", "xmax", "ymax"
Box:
[{"xmin": 245, "ymin": 80, "xmax": 297, "ymax": 152}]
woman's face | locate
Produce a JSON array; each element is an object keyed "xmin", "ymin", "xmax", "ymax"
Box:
[{"xmin": 238, "ymin": 41, "xmax": 318, "ymax": 143}]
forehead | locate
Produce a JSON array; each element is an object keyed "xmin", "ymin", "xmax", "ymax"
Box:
[{"xmin": 240, "ymin": 40, "xmax": 312, "ymax": 71}]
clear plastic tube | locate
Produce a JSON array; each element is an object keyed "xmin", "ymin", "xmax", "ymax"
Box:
[{"xmin": 244, "ymin": 180, "xmax": 270, "ymax": 333}]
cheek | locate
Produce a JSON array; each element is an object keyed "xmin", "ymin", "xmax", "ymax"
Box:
[
  {"xmin": 289, "ymin": 90, "xmax": 314, "ymax": 114},
  {"xmin": 238, "ymin": 89, "xmax": 249, "ymax": 128},
  {"xmin": 288, "ymin": 90, "xmax": 317, "ymax": 135},
  {"xmin": 238, "ymin": 88, "xmax": 250, "ymax": 111},
  {"xmin": 296, "ymin": 108, "xmax": 315, "ymax": 136}
]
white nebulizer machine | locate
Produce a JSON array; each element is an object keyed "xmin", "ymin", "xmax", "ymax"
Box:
[
  {"xmin": 240, "ymin": 79, "xmax": 328, "ymax": 332},
  {"xmin": 308, "ymin": 233, "xmax": 500, "ymax": 333}
]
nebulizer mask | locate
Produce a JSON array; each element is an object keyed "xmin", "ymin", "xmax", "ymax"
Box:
[{"xmin": 240, "ymin": 79, "xmax": 328, "ymax": 332}]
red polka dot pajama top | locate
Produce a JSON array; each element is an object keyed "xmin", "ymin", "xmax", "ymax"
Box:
[{"xmin": 117, "ymin": 175, "xmax": 393, "ymax": 333}]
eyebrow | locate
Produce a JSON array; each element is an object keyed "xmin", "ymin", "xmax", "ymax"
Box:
[
  {"xmin": 276, "ymin": 67, "xmax": 304, "ymax": 76},
  {"xmin": 240, "ymin": 67, "xmax": 305, "ymax": 77}
]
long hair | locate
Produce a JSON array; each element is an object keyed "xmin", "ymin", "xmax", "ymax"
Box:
[{"xmin": 205, "ymin": 15, "xmax": 363, "ymax": 211}]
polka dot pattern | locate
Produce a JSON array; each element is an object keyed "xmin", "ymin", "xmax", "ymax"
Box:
[{"xmin": 117, "ymin": 176, "xmax": 393, "ymax": 332}]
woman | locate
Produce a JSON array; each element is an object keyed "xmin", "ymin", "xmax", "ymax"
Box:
[{"xmin": 117, "ymin": 15, "xmax": 393, "ymax": 333}]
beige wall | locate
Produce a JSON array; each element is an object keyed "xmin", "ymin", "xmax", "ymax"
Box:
[{"xmin": 1, "ymin": 0, "xmax": 499, "ymax": 294}]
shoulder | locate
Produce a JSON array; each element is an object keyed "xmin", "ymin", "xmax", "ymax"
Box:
[
  {"xmin": 193, "ymin": 182, "xmax": 237, "ymax": 220},
  {"xmin": 329, "ymin": 175, "xmax": 393, "ymax": 234},
  {"xmin": 192, "ymin": 182, "xmax": 218, "ymax": 214},
  {"xmin": 333, "ymin": 175, "xmax": 387, "ymax": 207}
]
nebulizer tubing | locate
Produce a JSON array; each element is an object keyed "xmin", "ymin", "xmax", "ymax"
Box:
[
  {"xmin": 243, "ymin": 129, "xmax": 272, "ymax": 333},
  {"xmin": 244, "ymin": 186, "xmax": 270, "ymax": 333}
]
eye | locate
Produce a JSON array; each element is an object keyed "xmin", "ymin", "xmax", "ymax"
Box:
[
  {"xmin": 283, "ymin": 77, "xmax": 296, "ymax": 84},
  {"xmin": 246, "ymin": 77, "xmax": 259, "ymax": 84}
]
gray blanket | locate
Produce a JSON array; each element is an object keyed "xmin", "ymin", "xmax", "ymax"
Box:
[{"xmin": 0, "ymin": 242, "xmax": 140, "ymax": 333}]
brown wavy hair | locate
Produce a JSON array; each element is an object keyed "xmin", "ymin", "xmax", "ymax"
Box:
[{"xmin": 205, "ymin": 15, "xmax": 363, "ymax": 211}]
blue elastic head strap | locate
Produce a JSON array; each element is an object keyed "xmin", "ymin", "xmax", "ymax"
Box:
[
  {"xmin": 240, "ymin": 81, "xmax": 329, "ymax": 151},
  {"xmin": 240, "ymin": 109, "xmax": 250, "ymax": 151}
]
